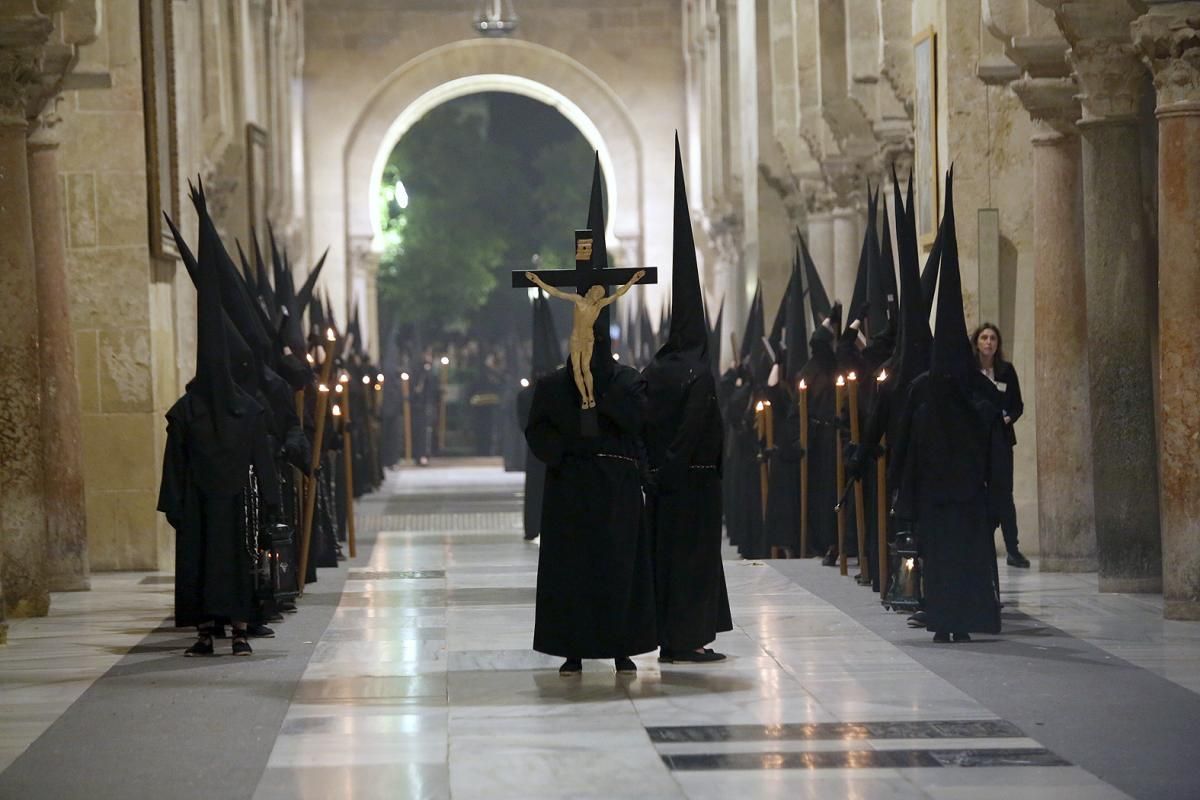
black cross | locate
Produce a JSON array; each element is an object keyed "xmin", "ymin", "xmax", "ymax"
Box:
[{"xmin": 510, "ymin": 229, "xmax": 657, "ymax": 292}]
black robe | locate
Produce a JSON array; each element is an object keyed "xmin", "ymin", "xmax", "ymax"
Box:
[
  {"xmin": 158, "ymin": 391, "xmax": 279, "ymax": 627},
  {"xmin": 524, "ymin": 364, "xmax": 657, "ymax": 659},
  {"xmin": 764, "ymin": 390, "xmax": 803, "ymax": 552},
  {"xmin": 642, "ymin": 361, "xmax": 732, "ymax": 651},
  {"xmin": 892, "ymin": 374, "xmax": 1001, "ymax": 634},
  {"xmin": 798, "ymin": 357, "xmax": 839, "ymax": 557},
  {"xmin": 516, "ymin": 385, "xmax": 544, "ymax": 540}
]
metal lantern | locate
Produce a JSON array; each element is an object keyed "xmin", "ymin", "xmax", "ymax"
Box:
[
  {"xmin": 473, "ymin": 0, "xmax": 518, "ymax": 37},
  {"xmin": 882, "ymin": 530, "xmax": 922, "ymax": 612}
]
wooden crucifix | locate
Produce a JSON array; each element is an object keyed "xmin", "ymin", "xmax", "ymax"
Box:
[{"xmin": 512, "ymin": 229, "xmax": 656, "ymax": 426}]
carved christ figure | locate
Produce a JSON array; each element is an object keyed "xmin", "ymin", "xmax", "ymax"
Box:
[{"xmin": 525, "ymin": 269, "xmax": 646, "ymax": 409}]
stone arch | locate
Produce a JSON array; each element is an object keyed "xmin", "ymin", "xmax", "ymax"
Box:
[{"xmin": 343, "ymin": 38, "xmax": 645, "ymax": 261}]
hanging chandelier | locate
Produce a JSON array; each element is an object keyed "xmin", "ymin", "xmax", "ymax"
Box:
[{"xmin": 473, "ymin": 0, "xmax": 518, "ymax": 37}]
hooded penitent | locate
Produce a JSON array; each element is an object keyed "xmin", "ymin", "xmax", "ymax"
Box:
[
  {"xmin": 158, "ymin": 187, "xmax": 280, "ymax": 630},
  {"xmin": 642, "ymin": 135, "xmax": 732, "ymax": 652},
  {"xmin": 518, "ymin": 293, "xmax": 562, "ymax": 539},
  {"xmin": 891, "ymin": 166, "xmax": 1001, "ymax": 636},
  {"xmin": 523, "ymin": 152, "xmax": 656, "ymax": 661},
  {"xmin": 725, "ymin": 281, "xmax": 767, "ymax": 557},
  {"xmin": 797, "ymin": 234, "xmax": 842, "ymax": 560}
]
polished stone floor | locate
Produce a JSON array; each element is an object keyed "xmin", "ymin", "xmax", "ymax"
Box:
[{"xmin": 1, "ymin": 463, "xmax": 1197, "ymax": 799}]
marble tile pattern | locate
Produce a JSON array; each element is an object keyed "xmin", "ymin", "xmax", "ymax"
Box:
[
  {"xmin": 3, "ymin": 465, "xmax": 1182, "ymax": 799},
  {"xmin": 248, "ymin": 466, "xmax": 1132, "ymax": 799}
]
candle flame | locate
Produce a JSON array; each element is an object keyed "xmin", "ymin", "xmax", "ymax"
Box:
[
  {"xmin": 836, "ymin": 375, "xmax": 846, "ymax": 387},
  {"xmin": 306, "ymin": 353, "xmax": 315, "ymax": 364},
  {"xmin": 877, "ymin": 369, "xmax": 888, "ymax": 382},
  {"xmin": 440, "ymin": 356, "xmax": 450, "ymax": 366},
  {"xmin": 318, "ymin": 383, "xmax": 329, "ymax": 392},
  {"xmin": 335, "ymin": 383, "xmax": 344, "ymax": 393},
  {"xmin": 362, "ymin": 375, "xmax": 371, "ymax": 384},
  {"xmin": 374, "ymin": 384, "xmax": 382, "ymax": 391},
  {"xmin": 764, "ymin": 400, "xmax": 772, "ymax": 408},
  {"xmin": 326, "ymin": 328, "xmax": 336, "ymax": 342},
  {"xmin": 798, "ymin": 379, "xmax": 807, "ymax": 390},
  {"xmin": 520, "ymin": 378, "xmax": 530, "ymax": 388},
  {"xmin": 332, "ymin": 404, "xmax": 341, "ymax": 416},
  {"xmin": 401, "ymin": 372, "xmax": 410, "ymax": 381},
  {"xmin": 755, "ymin": 401, "xmax": 764, "ymax": 411},
  {"xmin": 847, "ymin": 371, "xmax": 857, "ymax": 381},
  {"xmin": 339, "ymin": 373, "xmax": 350, "ymax": 383},
  {"xmin": 612, "ymin": 353, "xmax": 620, "ymax": 361},
  {"xmin": 377, "ymin": 373, "xmax": 385, "ymax": 383}
]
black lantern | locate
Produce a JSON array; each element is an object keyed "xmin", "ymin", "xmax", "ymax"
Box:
[
  {"xmin": 473, "ymin": 0, "xmax": 518, "ymax": 37},
  {"xmin": 882, "ymin": 531, "xmax": 922, "ymax": 612}
]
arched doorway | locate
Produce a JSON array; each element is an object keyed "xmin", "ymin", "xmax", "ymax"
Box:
[{"xmin": 335, "ymin": 38, "xmax": 650, "ymax": 359}]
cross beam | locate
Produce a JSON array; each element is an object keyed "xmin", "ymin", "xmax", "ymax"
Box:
[{"xmin": 511, "ymin": 229, "xmax": 658, "ymax": 291}]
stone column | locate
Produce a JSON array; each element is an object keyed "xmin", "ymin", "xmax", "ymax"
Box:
[
  {"xmin": 1133, "ymin": 4, "xmax": 1200, "ymax": 618},
  {"xmin": 1013, "ymin": 78, "xmax": 1098, "ymax": 572},
  {"xmin": 806, "ymin": 199, "xmax": 835, "ymax": 301},
  {"xmin": 831, "ymin": 205, "xmax": 860, "ymax": 304},
  {"xmin": 28, "ymin": 107, "xmax": 89, "ymax": 591},
  {"xmin": 1069, "ymin": 35, "xmax": 1162, "ymax": 593},
  {"xmin": 0, "ymin": 51, "xmax": 50, "ymax": 618}
]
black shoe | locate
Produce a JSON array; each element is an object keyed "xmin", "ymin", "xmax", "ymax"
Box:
[
  {"xmin": 907, "ymin": 611, "xmax": 927, "ymax": 628},
  {"xmin": 821, "ymin": 550, "xmax": 839, "ymax": 567},
  {"xmin": 932, "ymin": 632, "xmax": 951, "ymax": 644},
  {"xmin": 559, "ymin": 658, "xmax": 582, "ymax": 675},
  {"xmin": 614, "ymin": 657, "xmax": 637, "ymax": 674},
  {"xmin": 231, "ymin": 635, "xmax": 253, "ymax": 656},
  {"xmin": 184, "ymin": 637, "xmax": 214, "ymax": 657},
  {"xmin": 662, "ymin": 648, "xmax": 726, "ymax": 664},
  {"xmin": 1006, "ymin": 551, "xmax": 1031, "ymax": 568},
  {"xmin": 247, "ymin": 624, "xmax": 275, "ymax": 638},
  {"xmin": 953, "ymin": 632, "xmax": 972, "ymax": 643},
  {"xmin": 267, "ymin": 612, "xmax": 284, "ymax": 623}
]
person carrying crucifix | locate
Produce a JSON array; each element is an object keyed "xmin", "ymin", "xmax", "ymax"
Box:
[
  {"xmin": 524, "ymin": 268, "xmax": 646, "ymax": 410},
  {"xmin": 521, "ymin": 156, "xmax": 658, "ymax": 676}
]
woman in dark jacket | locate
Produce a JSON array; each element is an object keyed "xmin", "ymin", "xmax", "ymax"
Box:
[{"xmin": 972, "ymin": 323, "xmax": 1029, "ymax": 567}]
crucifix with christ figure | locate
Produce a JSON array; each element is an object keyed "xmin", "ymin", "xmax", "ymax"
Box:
[{"xmin": 512, "ymin": 229, "xmax": 657, "ymax": 415}]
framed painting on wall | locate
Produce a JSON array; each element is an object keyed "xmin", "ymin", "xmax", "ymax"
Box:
[
  {"xmin": 139, "ymin": 0, "xmax": 179, "ymax": 261},
  {"xmin": 245, "ymin": 123, "xmax": 270, "ymax": 242},
  {"xmin": 913, "ymin": 26, "xmax": 939, "ymax": 247}
]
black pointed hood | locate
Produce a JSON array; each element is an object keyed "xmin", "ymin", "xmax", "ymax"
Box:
[
  {"xmin": 930, "ymin": 167, "xmax": 973, "ymax": 383},
  {"xmin": 581, "ymin": 153, "xmax": 615, "ymax": 375},
  {"xmin": 298, "ymin": 249, "xmax": 330, "ymax": 332},
  {"xmin": 785, "ymin": 251, "xmax": 810, "ymax": 383},
  {"xmin": 800, "ymin": 232, "xmax": 832, "ymax": 326},
  {"xmin": 531, "ymin": 294, "xmax": 562, "ymax": 377},
  {"xmin": 738, "ymin": 283, "xmax": 764, "ymax": 367},
  {"xmin": 708, "ymin": 298, "xmax": 724, "ymax": 377},
  {"xmin": 921, "ymin": 219, "xmax": 944, "ymax": 315},
  {"xmin": 655, "ymin": 137, "xmax": 709, "ymax": 368},
  {"xmin": 251, "ymin": 231, "xmax": 280, "ymax": 330},
  {"xmin": 871, "ymin": 200, "xmax": 898, "ymax": 338},
  {"xmin": 887, "ymin": 167, "xmax": 932, "ymax": 387},
  {"xmin": 848, "ymin": 185, "xmax": 876, "ymax": 328}
]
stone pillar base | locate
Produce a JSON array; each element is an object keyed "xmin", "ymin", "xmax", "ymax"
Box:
[
  {"xmin": 1164, "ymin": 600, "xmax": 1200, "ymax": 622},
  {"xmin": 1099, "ymin": 576, "xmax": 1164, "ymax": 595},
  {"xmin": 1040, "ymin": 556, "xmax": 1098, "ymax": 574}
]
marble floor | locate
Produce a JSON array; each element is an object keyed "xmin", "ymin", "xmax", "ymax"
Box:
[{"xmin": 2, "ymin": 463, "xmax": 1197, "ymax": 799}]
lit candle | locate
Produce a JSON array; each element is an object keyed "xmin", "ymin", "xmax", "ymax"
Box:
[
  {"xmin": 846, "ymin": 371, "xmax": 866, "ymax": 582},
  {"xmin": 326, "ymin": 327, "xmax": 336, "ymax": 342},
  {"xmin": 798, "ymin": 378, "xmax": 809, "ymax": 558},
  {"xmin": 834, "ymin": 375, "xmax": 847, "ymax": 576}
]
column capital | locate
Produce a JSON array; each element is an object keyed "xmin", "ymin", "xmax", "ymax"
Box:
[
  {"xmin": 0, "ymin": 48, "xmax": 41, "ymax": 127},
  {"xmin": 1013, "ymin": 75, "xmax": 1084, "ymax": 137},
  {"xmin": 1069, "ymin": 37, "xmax": 1148, "ymax": 119},
  {"xmin": 822, "ymin": 156, "xmax": 866, "ymax": 209},
  {"xmin": 27, "ymin": 92, "xmax": 63, "ymax": 148},
  {"xmin": 1131, "ymin": 5, "xmax": 1200, "ymax": 111}
]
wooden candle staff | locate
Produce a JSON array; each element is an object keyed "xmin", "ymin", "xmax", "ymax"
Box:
[
  {"xmin": 847, "ymin": 372, "xmax": 867, "ymax": 582},
  {"xmin": 401, "ymin": 371, "xmax": 413, "ymax": 463},
  {"xmin": 337, "ymin": 394, "xmax": 357, "ymax": 559},
  {"xmin": 755, "ymin": 400, "xmax": 769, "ymax": 519},
  {"xmin": 876, "ymin": 370, "xmax": 889, "ymax": 596},
  {"xmin": 798, "ymin": 379, "xmax": 809, "ymax": 559},
  {"xmin": 437, "ymin": 355, "xmax": 449, "ymax": 452},
  {"xmin": 834, "ymin": 375, "xmax": 847, "ymax": 576},
  {"xmin": 298, "ymin": 329, "xmax": 338, "ymax": 592}
]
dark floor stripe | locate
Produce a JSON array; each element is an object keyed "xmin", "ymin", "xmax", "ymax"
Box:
[
  {"xmin": 662, "ymin": 747, "xmax": 1070, "ymax": 771},
  {"xmin": 648, "ymin": 719, "xmax": 1024, "ymax": 743}
]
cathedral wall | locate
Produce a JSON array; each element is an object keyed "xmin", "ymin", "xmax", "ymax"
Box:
[
  {"xmin": 302, "ymin": 0, "xmax": 688, "ymax": 338},
  {"xmin": 908, "ymin": 0, "xmax": 1040, "ymax": 552},
  {"xmin": 56, "ymin": 0, "xmax": 308, "ymax": 572}
]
